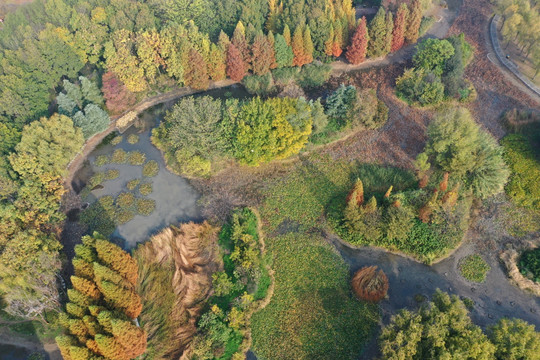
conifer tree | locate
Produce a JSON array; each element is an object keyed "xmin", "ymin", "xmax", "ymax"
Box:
[
  {"xmin": 207, "ymin": 43, "xmax": 227, "ymax": 81},
  {"xmin": 303, "ymin": 26, "xmax": 314, "ymax": 64},
  {"xmin": 252, "ymin": 31, "xmax": 273, "ymax": 75},
  {"xmin": 217, "ymin": 30, "xmax": 231, "ymax": 52},
  {"xmin": 232, "ymin": 21, "xmax": 250, "ymax": 68},
  {"xmin": 332, "ymin": 21, "xmax": 344, "ymax": 57},
  {"xmin": 347, "ymin": 179, "xmax": 365, "ymax": 207},
  {"xmin": 384, "ymin": 11, "xmax": 394, "ymax": 55},
  {"xmin": 274, "ymin": 34, "xmax": 294, "ymax": 68},
  {"xmin": 405, "ymin": 0, "xmax": 422, "ymax": 44},
  {"xmin": 346, "ymin": 17, "xmax": 369, "ymax": 64},
  {"xmin": 226, "ymin": 44, "xmax": 248, "ymax": 81},
  {"xmin": 56, "ymin": 234, "xmax": 146, "ymax": 360},
  {"xmin": 292, "ymin": 26, "xmax": 306, "ymax": 66},
  {"xmin": 184, "ymin": 48, "xmax": 209, "ymax": 90},
  {"xmin": 283, "ymin": 24, "xmax": 291, "ymax": 46},
  {"xmin": 367, "ymin": 7, "xmax": 388, "ymax": 57},
  {"xmin": 325, "ymin": 25, "xmax": 335, "ymax": 56},
  {"xmin": 391, "ymin": 4, "xmax": 409, "ymax": 52},
  {"xmin": 267, "ymin": 31, "xmax": 278, "ymax": 69}
]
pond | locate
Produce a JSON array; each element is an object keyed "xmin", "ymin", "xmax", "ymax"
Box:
[
  {"xmin": 0, "ymin": 344, "xmax": 33, "ymax": 360},
  {"xmin": 73, "ymin": 84, "xmax": 250, "ymax": 248}
]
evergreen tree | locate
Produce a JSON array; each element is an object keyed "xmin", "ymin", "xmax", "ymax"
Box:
[
  {"xmin": 79, "ymin": 76, "xmax": 103, "ymax": 106},
  {"xmin": 303, "ymin": 26, "xmax": 314, "ymax": 64},
  {"xmin": 346, "ymin": 17, "xmax": 369, "ymax": 65},
  {"xmin": 367, "ymin": 7, "xmax": 388, "ymax": 57},
  {"xmin": 267, "ymin": 31, "xmax": 278, "ymax": 69},
  {"xmin": 94, "ymin": 239, "xmax": 138, "ymax": 287},
  {"xmin": 384, "ymin": 12, "xmax": 394, "ymax": 55},
  {"xmin": 207, "ymin": 43, "xmax": 227, "ymax": 81},
  {"xmin": 392, "ymin": 4, "xmax": 409, "ymax": 52},
  {"xmin": 74, "ymin": 104, "xmax": 110, "ymax": 139},
  {"xmin": 283, "ymin": 24, "xmax": 291, "ymax": 46},
  {"xmin": 405, "ymin": 0, "xmax": 422, "ymax": 44},
  {"xmin": 252, "ymin": 31, "xmax": 273, "ymax": 75},
  {"xmin": 332, "ymin": 21, "xmax": 344, "ymax": 57},
  {"xmin": 217, "ymin": 30, "xmax": 231, "ymax": 52},
  {"xmin": 184, "ymin": 48, "xmax": 209, "ymax": 90},
  {"xmin": 226, "ymin": 44, "xmax": 248, "ymax": 81},
  {"xmin": 325, "ymin": 25, "xmax": 335, "ymax": 56},
  {"xmin": 274, "ymin": 34, "xmax": 294, "ymax": 68},
  {"xmin": 232, "ymin": 21, "xmax": 250, "ymax": 69},
  {"xmin": 292, "ymin": 26, "xmax": 306, "ymax": 66}
]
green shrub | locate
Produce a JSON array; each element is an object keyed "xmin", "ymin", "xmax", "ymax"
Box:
[
  {"xmin": 116, "ymin": 192, "xmax": 135, "ymax": 209},
  {"xmin": 175, "ymin": 149, "xmax": 212, "ymax": 178},
  {"xmin": 110, "ymin": 135, "xmax": 122, "ymax": 146},
  {"xmin": 519, "ymin": 248, "xmax": 540, "ymax": 283},
  {"xmin": 139, "ymin": 183, "xmax": 153, "ymax": 196},
  {"xmin": 136, "ymin": 198, "xmax": 156, "ymax": 216},
  {"xmin": 418, "ymin": 16, "xmax": 436, "ymax": 37},
  {"xmin": 459, "ymin": 255, "xmax": 491, "ymax": 283},
  {"xmin": 502, "ymin": 134, "xmax": 540, "ymax": 209},
  {"xmin": 126, "ymin": 179, "xmax": 140, "ymax": 190},
  {"xmin": 111, "ymin": 149, "xmax": 128, "ymax": 163},
  {"xmin": 242, "ymin": 73, "xmax": 275, "ymax": 95},
  {"xmin": 94, "ymin": 155, "xmax": 110, "ymax": 167},
  {"xmin": 296, "ymin": 61, "xmax": 331, "ymax": 89},
  {"xmin": 105, "ymin": 169, "xmax": 119, "ymax": 180},
  {"xmin": 116, "ymin": 210, "xmax": 135, "ymax": 224},
  {"xmin": 128, "ymin": 151, "xmax": 146, "ymax": 165},
  {"xmin": 88, "ymin": 172, "xmax": 105, "ymax": 188},
  {"xmin": 142, "ymin": 160, "xmax": 159, "ymax": 177},
  {"xmin": 127, "ymin": 134, "xmax": 139, "ymax": 144},
  {"xmin": 271, "ymin": 67, "xmax": 298, "ymax": 87}
]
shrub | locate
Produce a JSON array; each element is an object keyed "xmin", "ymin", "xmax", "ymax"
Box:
[
  {"xmin": 126, "ymin": 179, "xmax": 140, "ymax": 191},
  {"xmin": 271, "ymin": 67, "xmax": 298, "ymax": 87},
  {"xmin": 502, "ymin": 134, "xmax": 540, "ymax": 209},
  {"xmin": 110, "ymin": 136, "xmax": 122, "ymax": 146},
  {"xmin": 105, "ymin": 169, "xmax": 120, "ymax": 180},
  {"xmin": 116, "ymin": 193, "xmax": 135, "ymax": 209},
  {"xmin": 88, "ymin": 172, "xmax": 105, "ymax": 188},
  {"xmin": 175, "ymin": 149, "xmax": 212, "ymax": 178},
  {"xmin": 459, "ymin": 255, "xmax": 491, "ymax": 283},
  {"xmin": 242, "ymin": 73, "xmax": 274, "ymax": 95},
  {"xmin": 116, "ymin": 210, "xmax": 135, "ymax": 224},
  {"xmin": 519, "ymin": 248, "xmax": 540, "ymax": 283},
  {"xmin": 94, "ymin": 155, "xmax": 110, "ymax": 167},
  {"xmin": 325, "ymin": 84, "xmax": 357, "ymax": 127},
  {"xmin": 139, "ymin": 183, "xmax": 153, "ymax": 196},
  {"xmin": 111, "ymin": 149, "xmax": 127, "ymax": 163},
  {"xmin": 136, "ymin": 199, "xmax": 156, "ymax": 216},
  {"xmin": 295, "ymin": 61, "xmax": 331, "ymax": 89},
  {"xmin": 351, "ymin": 266, "xmax": 389, "ymax": 302},
  {"xmin": 127, "ymin": 134, "xmax": 139, "ymax": 144},
  {"xmin": 142, "ymin": 160, "xmax": 159, "ymax": 177},
  {"xmin": 127, "ymin": 151, "xmax": 146, "ymax": 165}
]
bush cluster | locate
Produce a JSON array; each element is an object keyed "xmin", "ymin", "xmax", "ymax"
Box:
[
  {"xmin": 459, "ymin": 255, "xmax": 491, "ymax": 283},
  {"xmin": 142, "ymin": 160, "xmax": 159, "ymax": 177},
  {"xmin": 519, "ymin": 248, "xmax": 540, "ymax": 283}
]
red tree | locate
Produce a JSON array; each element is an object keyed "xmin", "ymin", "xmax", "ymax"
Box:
[
  {"xmin": 252, "ymin": 32, "xmax": 273, "ymax": 75},
  {"xmin": 184, "ymin": 49, "xmax": 209, "ymax": 90},
  {"xmin": 345, "ymin": 17, "xmax": 369, "ymax": 65},
  {"xmin": 391, "ymin": 4, "xmax": 408, "ymax": 52},
  {"xmin": 226, "ymin": 44, "xmax": 247, "ymax": 81},
  {"xmin": 101, "ymin": 72, "xmax": 136, "ymax": 114}
]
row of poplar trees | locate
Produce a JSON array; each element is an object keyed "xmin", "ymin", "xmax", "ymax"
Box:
[{"xmin": 55, "ymin": 234, "xmax": 146, "ymax": 360}]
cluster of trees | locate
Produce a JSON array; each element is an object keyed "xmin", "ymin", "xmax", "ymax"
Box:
[
  {"xmin": 56, "ymin": 233, "xmax": 146, "ymax": 360},
  {"xmin": 57, "ymin": 77, "xmax": 110, "ymax": 139},
  {"xmin": 151, "ymin": 95, "xmax": 322, "ymax": 176},
  {"xmin": 379, "ymin": 290, "xmax": 540, "ymax": 359},
  {"xmin": 396, "ymin": 34, "xmax": 474, "ymax": 105},
  {"xmin": 495, "ymin": 0, "xmax": 540, "ymax": 77},
  {"xmin": 191, "ymin": 208, "xmax": 266, "ymax": 359},
  {"xmin": 0, "ymin": 114, "xmax": 84, "ymax": 318},
  {"xmin": 340, "ymin": 108, "xmax": 508, "ymax": 262}
]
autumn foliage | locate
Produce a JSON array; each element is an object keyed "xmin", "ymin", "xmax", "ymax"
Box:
[
  {"xmin": 226, "ymin": 44, "xmax": 247, "ymax": 81},
  {"xmin": 391, "ymin": 4, "xmax": 408, "ymax": 52},
  {"xmin": 346, "ymin": 17, "xmax": 369, "ymax": 65},
  {"xmin": 351, "ymin": 266, "xmax": 389, "ymax": 302},
  {"xmin": 346, "ymin": 178, "xmax": 365, "ymax": 206},
  {"xmin": 101, "ymin": 72, "xmax": 136, "ymax": 114},
  {"xmin": 56, "ymin": 234, "xmax": 146, "ymax": 360}
]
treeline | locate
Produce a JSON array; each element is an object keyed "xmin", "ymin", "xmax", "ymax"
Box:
[{"xmin": 495, "ymin": 0, "xmax": 540, "ymax": 77}]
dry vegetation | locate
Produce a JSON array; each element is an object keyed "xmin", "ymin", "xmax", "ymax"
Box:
[
  {"xmin": 351, "ymin": 266, "xmax": 389, "ymax": 302},
  {"xmin": 135, "ymin": 222, "xmax": 221, "ymax": 359}
]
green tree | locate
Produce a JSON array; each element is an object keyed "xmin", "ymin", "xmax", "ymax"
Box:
[
  {"xmin": 367, "ymin": 7, "xmax": 389, "ymax": 57},
  {"xmin": 413, "ymin": 38, "xmax": 455, "ymax": 76},
  {"xmin": 489, "ymin": 318, "xmax": 540, "ymax": 360},
  {"xmin": 405, "ymin": 0, "xmax": 423, "ymax": 44},
  {"xmin": 274, "ymin": 34, "xmax": 294, "ymax": 68},
  {"xmin": 379, "ymin": 290, "xmax": 496, "ymax": 359},
  {"xmin": 303, "ymin": 25, "xmax": 314, "ymax": 64}
]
